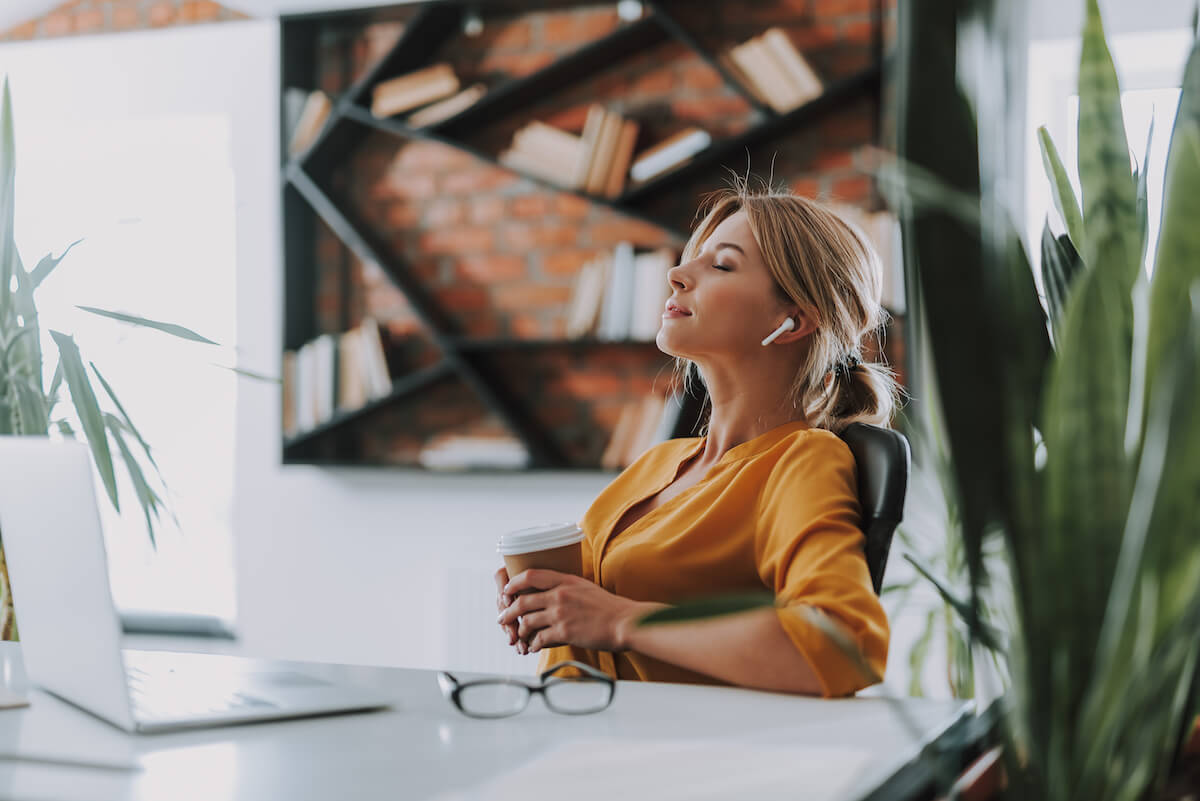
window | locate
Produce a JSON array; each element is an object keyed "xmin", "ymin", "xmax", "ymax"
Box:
[{"xmin": 6, "ymin": 33, "xmax": 244, "ymax": 626}]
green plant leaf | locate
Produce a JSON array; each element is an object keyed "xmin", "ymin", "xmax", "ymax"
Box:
[
  {"xmin": 908, "ymin": 608, "xmax": 938, "ymax": 697},
  {"xmin": 89, "ymin": 362, "xmax": 160, "ymax": 473},
  {"xmin": 29, "ymin": 238, "xmax": 81, "ymax": 289},
  {"xmin": 49, "ymin": 330, "xmax": 119, "ymax": 512},
  {"xmin": 903, "ymin": 552, "xmax": 1003, "ymax": 652},
  {"xmin": 104, "ymin": 413, "xmax": 161, "ymax": 549},
  {"xmin": 1077, "ymin": 0, "xmax": 1139, "ymax": 291},
  {"xmin": 636, "ymin": 592, "xmax": 775, "ymax": 625},
  {"xmin": 1136, "ymin": 118, "xmax": 1154, "ymax": 268},
  {"xmin": 1038, "ymin": 126, "xmax": 1086, "ymax": 251},
  {"xmin": 76, "ymin": 306, "xmax": 219, "ymax": 345},
  {"xmin": 1040, "ymin": 221, "xmax": 1084, "ymax": 346},
  {"xmin": 1146, "ymin": 32, "xmax": 1200, "ymax": 434}
]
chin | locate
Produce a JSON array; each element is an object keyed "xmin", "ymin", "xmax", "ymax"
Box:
[{"xmin": 655, "ymin": 329, "xmax": 691, "ymax": 360}]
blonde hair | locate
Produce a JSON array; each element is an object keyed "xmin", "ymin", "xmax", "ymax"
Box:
[{"xmin": 674, "ymin": 176, "xmax": 904, "ymax": 434}]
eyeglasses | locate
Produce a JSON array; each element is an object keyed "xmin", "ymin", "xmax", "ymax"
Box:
[{"xmin": 437, "ymin": 661, "xmax": 616, "ymax": 719}]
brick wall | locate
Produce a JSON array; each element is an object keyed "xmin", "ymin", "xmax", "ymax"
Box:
[
  {"xmin": 307, "ymin": 1, "xmax": 903, "ymax": 466},
  {"xmin": 0, "ymin": 0, "xmax": 249, "ymax": 40},
  {"xmin": 3, "ymin": 0, "xmax": 905, "ymax": 467}
]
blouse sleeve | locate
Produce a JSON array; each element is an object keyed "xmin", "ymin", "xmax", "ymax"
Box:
[{"xmin": 754, "ymin": 431, "xmax": 889, "ymax": 697}]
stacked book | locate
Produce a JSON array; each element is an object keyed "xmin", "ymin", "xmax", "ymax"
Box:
[
  {"xmin": 282, "ymin": 317, "xmax": 393, "ymax": 437},
  {"xmin": 628, "ymin": 127, "xmax": 712, "ymax": 184},
  {"xmin": 600, "ymin": 391, "xmax": 686, "ymax": 470},
  {"xmin": 371, "ymin": 62, "xmax": 486, "ymax": 127},
  {"xmin": 564, "ymin": 244, "xmax": 675, "ymax": 341},
  {"xmin": 418, "ymin": 434, "xmax": 531, "ymax": 471},
  {"xmin": 828, "ymin": 204, "xmax": 906, "ymax": 314},
  {"xmin": 721, "ymin": 27, "xmax": 823, "ymax": 114},
  {"xmin": 499, "ymin": 104, "xmax": 640, "ymax": 198},
  {"xmin": 286, "ymin": 89, "xmax": 332, "ymax": 156}
]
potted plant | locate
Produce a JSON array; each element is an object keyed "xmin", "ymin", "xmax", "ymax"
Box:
[{"xmin": 0, "ymin": 76, "xmax": 244, "ymax": 640}]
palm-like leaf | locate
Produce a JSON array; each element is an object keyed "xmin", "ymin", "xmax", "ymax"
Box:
[
  {"xmin": 76, "ymin": 306, "xmax": 219, "ymax": 345},
  {"xmin": 49, "ymin": 330, "xmax": 119, "ymax": 511},
  {"xmin": 1038, "ymin": 126, "xmax": 1087, "ymax": 250}
]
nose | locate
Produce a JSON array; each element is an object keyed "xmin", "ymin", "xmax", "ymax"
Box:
[{"xmin": 667, "ymin": 260, "xmax": 691, "ymax": 291}]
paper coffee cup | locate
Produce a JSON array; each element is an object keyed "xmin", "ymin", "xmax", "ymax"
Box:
[{"xmin": 497, "ymin": 523, "xmax": 584, "ymax": 579}]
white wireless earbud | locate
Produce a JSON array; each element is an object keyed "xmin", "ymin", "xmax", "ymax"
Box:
[{"xmin": 761, "ymin": 317, "xmax": 796, "ymax": 346}]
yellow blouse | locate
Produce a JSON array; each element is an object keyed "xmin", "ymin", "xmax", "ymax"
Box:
[{"xmin": 536, "ymin": 420, "xmax": 889, "ymax": 697}]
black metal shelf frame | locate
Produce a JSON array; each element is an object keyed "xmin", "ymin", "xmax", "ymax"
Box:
[{"xmin": 280, "ymin": 0, "xmax": 885, "ymax": 467}]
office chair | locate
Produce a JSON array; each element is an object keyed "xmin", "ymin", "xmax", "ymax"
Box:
[{"xmin": 837, "ymin": 423, "xmax": 911, "ymax": 595}]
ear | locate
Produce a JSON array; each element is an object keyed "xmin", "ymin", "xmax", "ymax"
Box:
[{"xmin": 770, "ymin": 310, "xmax": 817, "ymax": 344}]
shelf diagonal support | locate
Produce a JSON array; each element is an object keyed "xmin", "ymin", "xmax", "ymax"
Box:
[{"xmin": 285, "ymin": 163, "xmax": 566, "ymax": 468}]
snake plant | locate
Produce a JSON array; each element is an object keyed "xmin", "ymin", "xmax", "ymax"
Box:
[
  {"xmin": 0, "ymin": 76, "xmax": 227, "ymax": 640},
  {"xmin": 894, "ymin": 0, "xmax": 1200, "ymax": 798}
]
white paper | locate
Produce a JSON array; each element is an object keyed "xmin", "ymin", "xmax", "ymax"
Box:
[{"xmin": 431, "ymin": 738, "xmax": 871, "ymax": 801}]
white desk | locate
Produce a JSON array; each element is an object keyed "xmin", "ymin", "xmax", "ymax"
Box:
[{"xmin": 0, "ymin": 642, "xmax": 974, "ymax": 801}]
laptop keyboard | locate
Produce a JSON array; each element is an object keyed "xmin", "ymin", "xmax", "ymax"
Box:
[{"xmin": 126, "ymin": 664, "xmax": 278, "ymax": 721}]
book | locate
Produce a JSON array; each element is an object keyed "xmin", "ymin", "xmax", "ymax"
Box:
[
  {"xmin": 418, "ymin": 434, "xmax": 531, "ymax": 470},
  {"xmin": 407, "ymin": 82, "xmax": 486, "ymax": 127},
  {"xmin": 597, "ymin": 242, "xmax": 636, "ymax": 341},
  {"xmin": 601, "ymin": 400, "xmax": 641, "ymax": 470},
  {"xmin": 282, "ymin": 350, "xmax": 298, "ymax": 435},
  {"xmin": 312, "ymin": 333, "xmax": 337, "ymax": 424},
  {"xmin": 604, "ymin": 119, "xmax": 640, "ymax": 199},
  {"xmin": 359, "ymin": 317, "xmax": 393, "ymax": 399},
  {"xmin": 371, "ymin": 63, "xmax": 460, "ymax": 118},
  {"xmin": 573, "ymin": 104, "xmax": 608, "ymax": 190},
  {"xmin": 565, "ymin": 257, "xmax": 611, "ymax": 339},
  {"xmin": 499, "ymin": 147, "xmax": 574, "ymax": 184},
  {"xmin": 337, "ymin": 329, "xmax": 368, "ymax": 413},
  {"xmin": 295, "ymin": 341, "xmax": 316, "ymax": 432},
  {"xmin": 628, "ymin": 249, "xmax": 674, "ymax": 341},
  {"xmin": 514, "ymin": 121, "xmax": 585, "ymax": 164},
  {"xmin": 729, "ymin": 38, "xmax": 794, "ymax": 113},
  {"xmin": 629, "ymin": 128, "xmax": 712, "ymax": 183},
  {"xmin": 762, "ymin": 28, "xmax": 823, "ymax": 102},
  {"xmin": 585, "ymin": 109, "xmax": 623, "ymax": 196},
  {"xmin": 624, "ymin": 393, "xmax": 667, "ymax": 466},
  {"xmin": 288, "ymin": 90, "xmax": 332, "ymax": 156},
  {"xmin": 717, "ymin": 51, "xmax": 771, "ymax": 107}
]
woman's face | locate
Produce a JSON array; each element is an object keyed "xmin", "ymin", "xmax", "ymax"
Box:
[{"xmin": 657, "ymin": 210, "xmax": 806, "ymax": 361}]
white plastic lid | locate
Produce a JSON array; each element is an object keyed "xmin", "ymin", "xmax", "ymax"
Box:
[{"xmin": 496, "ymin": 523, "xmax": 584, "ymax": 556}]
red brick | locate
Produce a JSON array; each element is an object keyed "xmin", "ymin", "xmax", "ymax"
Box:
[
  {"xmin": 680, "ymin": 62, "xmax": 725, "ymax": 91},
  {"xmin": 501, "ymin": 222, "xmax": 580, "ymax": 250},
  {"xmin": 480, "ymin": 17, "xmax": 533, "ymax": 51},
  {"xmin": 467, "ymin": 196, "xmax": 507, "ymax": 224},
  {"xmin": 557, "ymin": 372, "xmax": 624, "ymax": 397},
  {"xmin": 386, "ymin": 171, "xmax": 437, "ymax": 200},
  {"xmin": 492, "ymin": 284, "xmax": 571, "ymax": 311},
  {"xmin": 510, "ymin": 314, "xmax": 544, "ymax": 338},
  {"xmin": 575, "ymin": 8, "xmax": 621, "ymax": 39},
  {"xmin": 843, "ymin": 19, "xmax": 876, "ymax": 44},
  {"xmin": 385, "ymin": 203, "xmax": 421, "ymax": 228},
  {"xmin": 475, "ymin": 51, "xmax": 556, "ymax": 79},
  {"xmin": 631, "ymin": 68, "xmax": 676, "ymax": 96},
  {"xmin": 418, "ymin": 226, "xmax": 495, "ymax": 255},
  {"xmin": 587, "ymin": 219, "xmax": 672, "ymax": 248},
  {"xmin": 510, "ymin": 194, "xmax": 553, "ymax": 218},
  {"xmin": 455, "ymin": 255, "xmax": 528, "ymax": 283},
  {"xmin": 813, "ymin": 149, "xmax": 854, "ymax": 171},
  {"xmin": 74, "ymin": 9, "xmax": 105, "ymax": 32},
  {"xmin": 543, "ymin": 249, "xmax": 606, "ymax": 277},
  {"xmin": 441, "ymin": 167, "xmax": 518, "ymax": 195},
  {"xmin": 830, "ymin": 175, "xmax": 873, "ymax": 203},
  {"xmin": 4, "ymin": 20, "xmax": 38, "ymax": 39},
  {"xmin": 543, "ymin": 15, "xmax": 583, "ymax": 46},
  {"xmin": 810, "ymin": 0, "xmax": 876, "ymax": 16},
  {"xmin": 423, "ymin": 198, "xmax": 466, "ymax": 227},
  {"xmin": 148, "ymin": 1, "xmax": 175, "ymax": 27},
  {"xmin": 669, "ymin": 95, "xmax": 753, "ymax": 123},
  {"xmin": 44, "ymin": 12, "xmax": 72, "ymax": 36},
  {"xmin": 541, "ymin": 105, "xmax": 590, "ymax": 133},
  {"xmin": 434, "ymin": 286, "xmax": 490, "ymax": 312},
  {"xmin": 111, "ymin": 6, "xmax": 139, "ymax": 30},
  {"xmin": 791, "ymin": 177, "xmax": 821, "ymax": 198},
  {"xmin": 553, "ymin": 194, "xmax": 591, "ymax": 219}
]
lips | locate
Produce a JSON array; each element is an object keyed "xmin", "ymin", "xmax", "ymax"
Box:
[{"xmin": 664, "ymin": 300, "xmax": 692, "ymax": 316}]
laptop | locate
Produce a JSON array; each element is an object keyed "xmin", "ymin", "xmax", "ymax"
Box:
[{"xmin": 0, "ymin": 437, "xmax": 394, "ymax": 733}]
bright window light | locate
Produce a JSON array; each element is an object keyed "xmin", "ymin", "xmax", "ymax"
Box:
[{"xmin": 13, "ymin": 113, "xmax": 239, "ymax": 623}]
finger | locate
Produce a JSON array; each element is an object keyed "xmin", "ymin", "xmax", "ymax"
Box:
[
  {"xmin": 497, "ymin": 590, "xmax": 551, "ymax": 626},
  {"xmin": 527, "ymin": 628, "xmax": 561, "ymax": 654},
  {"xmin": 516, "ymin": 610, "xmax": 551, "ymax": 641},
  {"xmin": 500, "ymin": 620, "xmax": 518, "ymax": 645},
  {"xmin": 503, "ymin": 568, "xmax": 566, "ymax": 597}
]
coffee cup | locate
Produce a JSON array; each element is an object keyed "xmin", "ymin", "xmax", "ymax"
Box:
[{"xmin": 497, "ymin": 523, "xmax": 585, "ymax": 580}]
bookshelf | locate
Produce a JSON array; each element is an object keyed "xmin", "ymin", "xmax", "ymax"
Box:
[{"xmin": 280, "ymin": 0, "xmax": 889, "ymax": 470}]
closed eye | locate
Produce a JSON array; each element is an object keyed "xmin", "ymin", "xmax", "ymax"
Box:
[{"xmin": 713, "ymin": 263, "xmax": 733, "ymax": 272}]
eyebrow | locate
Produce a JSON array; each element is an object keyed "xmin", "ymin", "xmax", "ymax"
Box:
[{"xmin": 714, "ymin": 242, "xmax": 745, "ymax": 255}]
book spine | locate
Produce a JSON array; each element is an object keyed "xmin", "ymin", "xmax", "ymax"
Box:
[
  {"xmin": 629, "ymin": 130, "xmax": 711, "ymax": 182},
  {"xmin": 604, "ymin": 120, "xmax": 640, "ymax": 199},
  {"xmin": 585, "ymin": 110, "xmax": 622, "ymax": 195},
  {"xmin": 573, "ymin": 105, "xmax": 608, "ymax": 190}
]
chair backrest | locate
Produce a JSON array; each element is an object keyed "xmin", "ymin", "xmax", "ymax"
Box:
[{"xmin": 836, "ymin": 423, "xmax": 911, "ymax": 595}]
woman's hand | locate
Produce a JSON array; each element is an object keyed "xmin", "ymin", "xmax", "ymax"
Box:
[
  {"xmin": 497, "ymin": 569, "xmax": 659, "ymax": 654},
  {"xmin": 493, "ymin": 567, "xmax": 520, "ymax": 649}
]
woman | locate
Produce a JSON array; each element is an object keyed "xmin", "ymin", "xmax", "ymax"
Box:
[{"xmin": 494, "ymin": 181, "xmax": 901, "ymax": 697}]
